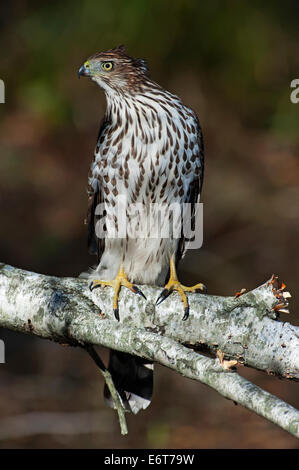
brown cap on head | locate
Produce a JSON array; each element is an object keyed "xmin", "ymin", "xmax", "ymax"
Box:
[{"xmin": 78, "ymin": 46, "xmax": 150, "ymax": 93}]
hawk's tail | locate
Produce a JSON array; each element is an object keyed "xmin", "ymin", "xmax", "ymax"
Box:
[{"xmin": 104, "ymin": 350, "xmax": 153, "ymax": 414}]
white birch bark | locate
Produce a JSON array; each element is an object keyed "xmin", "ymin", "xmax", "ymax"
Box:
[{"xmin": 0, "ymin": 262, "xmax": 298, "ymax": 438}]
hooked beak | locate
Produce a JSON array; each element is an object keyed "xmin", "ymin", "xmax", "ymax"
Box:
[{"xmin": 78, "ymin": 65, "xmax": 90, "ymax": 79}]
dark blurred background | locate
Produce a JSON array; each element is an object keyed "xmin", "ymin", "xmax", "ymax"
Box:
[{"xmin": 0, "ymin": 0, "xmax": 299, "ymax": 449}]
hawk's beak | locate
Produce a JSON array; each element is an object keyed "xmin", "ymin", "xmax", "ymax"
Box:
[{"xmin": 78, "ymin": 65, "xmax": 90, "ymax": 79}]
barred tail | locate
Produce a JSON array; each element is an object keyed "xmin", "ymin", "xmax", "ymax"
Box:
[{"xmin": 104, "ymin": 350, "xmax": 153, "ymax": 414}]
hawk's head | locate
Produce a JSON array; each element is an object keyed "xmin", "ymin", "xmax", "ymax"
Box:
[{"xmin": 78, "ymin": 45, "xmax": 150, "ymax": 94}]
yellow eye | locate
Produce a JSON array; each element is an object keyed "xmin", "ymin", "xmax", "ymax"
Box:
[{"xmin": 102, "ymin": 61, "xmax": 113, "ymax": 71}]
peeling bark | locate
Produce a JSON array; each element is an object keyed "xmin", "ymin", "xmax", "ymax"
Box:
[{"xmin": 0, "ymin": 262, "xmax": 298, "ymax": 438}]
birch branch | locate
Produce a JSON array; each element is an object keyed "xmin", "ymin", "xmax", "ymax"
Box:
[
  {"xmin": 85, "ymin": 345, "xmax": 128, "ymax": 435},
  {"xmin": 0, "ymin": 262, "xmax": 298, "ymax": 438}
]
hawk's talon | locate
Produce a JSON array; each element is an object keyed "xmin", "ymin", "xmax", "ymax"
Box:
[
  {"xmin": 132, "ymin": 285, "xmax": 147, "ymax": 300},
  {"xmin": 89, "ymin": 264, "xmax": 146, "ymax": 320},
  {"xmin": 113, "ymin": 308, "xmax": 120, "ymax": 321},
  {"xmin": 89, "ymin": 281, "xmax": 103, "ymax": 292},
  {"xmin": 156, "ymin": 288, "xmax": 171, "ymax": 306},
  {"xmin": 194, "ymin": 284, "xmax": 207, "ymax": 294},
  {"xmin": 182, "ymin": 306, "xmax": 190, "ymax": 321},
  {"xmin": 156, "ymin": 255, "xmax": 206, "ymax": 320}
]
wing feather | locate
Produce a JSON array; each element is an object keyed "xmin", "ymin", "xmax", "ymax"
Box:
[
  {"xmin": 176, "ymin": 117, "xmax": 204, "ymax": 265},
  {"xmin": 85, "ymin": 119, "xmax": 109, "ymax": 263}
]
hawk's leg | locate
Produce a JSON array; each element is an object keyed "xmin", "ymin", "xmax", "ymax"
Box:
[
  {"xmin": 89, "ymin": 264, "xmax": 146, "ymax": 321},
  {"xmin": 156, "ymin": 255, "xmax": 206, "ymax": 321}
]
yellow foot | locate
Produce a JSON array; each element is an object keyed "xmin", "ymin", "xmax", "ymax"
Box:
[
  {"xmin": 156, "ymin": 256, "xmax": 206, "ymax": 321},
  {"xmin": 89, "ymin": 265, "xmax": 146, "ymax": 321}
]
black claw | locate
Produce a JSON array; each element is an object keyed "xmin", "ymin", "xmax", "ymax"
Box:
[
  {"xmin": 156, "ymin": 288, "xmax": 171, "ymax": 306},
  {"xmin": 182, "ymin": 305, "xmax": 189, "ymax": 321},
  {"xmin": 200, "ymin": 284, "xmax": 208, "ymax": 294},
  {"xmin": 132, "ymin": 285, "xmax": 147, "ymax": 300},
  {"xmin": 89, "ymin": 281, "xmax": 103, "ymax": 292},
  {"xmin": 114, "ymin": 308, "xmax": 120, "ymax": 321},
  {"xmin": 89, "ymin": 281, "xmax": 98, "ymax": 292},
  {"xmin": 193, "ymin": 284, "xmax": 207, "ymax": 294}
]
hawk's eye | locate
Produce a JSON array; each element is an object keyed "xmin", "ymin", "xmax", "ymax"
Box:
[{"xmin": 102, "ymin": 62, "xmax": 113, "ymax": 71}]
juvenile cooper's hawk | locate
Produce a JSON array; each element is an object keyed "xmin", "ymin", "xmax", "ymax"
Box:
[{"xmin": 79, "ymin": 46, "xmax": 205, "ymax": 414}]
